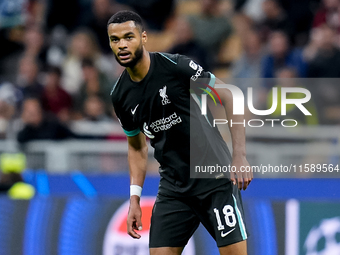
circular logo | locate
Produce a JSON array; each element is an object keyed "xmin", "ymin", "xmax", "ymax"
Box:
[
  {"xmin": 103, "ymin": 197, "xmax": 195, "ymax": 255},
  {"xmin": 304, "ymin": 216, "xmax": 340, "ymax": 255}
]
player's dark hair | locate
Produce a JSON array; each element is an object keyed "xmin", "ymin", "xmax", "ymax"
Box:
[{"xmin": 107, "ymin": 10, "xmax": 144, "ymax": 33}]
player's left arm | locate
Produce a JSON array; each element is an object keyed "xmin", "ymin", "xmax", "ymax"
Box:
[
  {"xmin": 214, "ymin": 79, "xmax": 253, "ymax": 190},
  {"xmin": 173, "ymin": 54, "xmax": 252, "ymax": 189}
]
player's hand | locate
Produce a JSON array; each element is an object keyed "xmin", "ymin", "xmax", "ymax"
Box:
[
  {"xmin": 230, "ymin": 155, "xmax": 253, "ymax": 190},
  {"xmin": 127, "ymin": 196, "xmax": 143, "ymax": 239}
]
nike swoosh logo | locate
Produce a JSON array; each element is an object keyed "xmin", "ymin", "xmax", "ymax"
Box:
[
  {"xmin": 131, "ymin": 104, "xmax": 139, "ymax": 115},
  {"xmin": 221, "ymin": 228, "xmax": 235, "ymax": 237}
]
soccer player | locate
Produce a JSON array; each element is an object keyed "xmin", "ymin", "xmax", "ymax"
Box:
[{"xmin": 108, "ymin": 10, "xmax": 253, "ymax": 255}]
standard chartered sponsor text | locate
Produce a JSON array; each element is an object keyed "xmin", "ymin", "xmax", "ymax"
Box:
[{"xmin": 149, "ymin": 112, "xmax": 182, "ymax": 132}]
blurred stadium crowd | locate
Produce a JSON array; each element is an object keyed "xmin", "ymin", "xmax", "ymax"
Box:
[{"xmin": 1, "ymin": 0, "xmax": 340, "ymax": 143}]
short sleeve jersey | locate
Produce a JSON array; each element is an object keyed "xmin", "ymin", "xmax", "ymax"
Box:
[{"xmin": 111, "ymin": 52, "xmax": 231, "ymax": 196}]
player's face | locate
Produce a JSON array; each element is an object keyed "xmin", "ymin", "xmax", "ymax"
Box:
[{"xmin": 108, "ymin": 21, "xmax": 146, "ymax": 67}]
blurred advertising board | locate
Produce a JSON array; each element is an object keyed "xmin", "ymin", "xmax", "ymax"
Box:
[{"xmin": 0, "ymin": 173, "xmax": 340, "ymax": 255}]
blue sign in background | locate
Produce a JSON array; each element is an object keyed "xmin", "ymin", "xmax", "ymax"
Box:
[{"xmin": 0, "ymin": 171, "xmax": 340, "ymax": 255}]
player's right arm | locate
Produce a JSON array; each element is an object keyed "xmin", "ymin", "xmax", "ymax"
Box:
[
  {"xmin": 111, "ymin": 79, "xmax": 148, "ymax": 238},
  {"xmin": 126, "ymin": 132, "xmax": 148, "ymax": 239}
]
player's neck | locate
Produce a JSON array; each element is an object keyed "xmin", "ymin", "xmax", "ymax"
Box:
[{"xmin": 126, "ymin": 50, "xmax": 150, "ymax": 82}]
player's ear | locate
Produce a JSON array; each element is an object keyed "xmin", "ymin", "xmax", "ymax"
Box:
[{"xmin": 141, "ymin": 31, "xmax": 147, "ymax": 45}]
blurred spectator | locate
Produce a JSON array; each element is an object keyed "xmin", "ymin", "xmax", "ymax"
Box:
[
  {"xmin": 71, "ymin": 96, "xmax": 120, "ymax": 138},
  {"xmin": 0, "ymin": 83, "xmax": 21, "ymax": 139},
  {"xmin": 26, "ymin": 0, "xmax": 45, "ymax": 26},
  {"xmin": 304, "ymin": 26, "xmax": 327, "ymax": 61},
  {"xmin": 83, "ymin": 95, "xmax": 112, "ymax": 122},
  {"xmin": 45, "ymin": 0, "xmax": 106, "ymax": 32},
  {"xmin": 267, "ymin": 67, "xmax": 318, "ymax": 125},
  {"xmin": 17, "ymin": 98, "xmax": 77, "ymax": 143},
  {"xmin": 41, "ymin": 66, "xmax": 72, "ymax": 123},
  {"xmin": 17, "ymin": 98, "xmax": 109, "ymax": 142},
  {"xmin": 313, "ymin": 0, "xmax": 340, "ymax": 30},
  {"xmin": 304, "ymin": 25, "xmax": 340, "ymax": 124},
  {"xmin": 261, "ymin": 31, "xmax": 307, "ymax": 80},
  {"xmin": 0, "ymin": 100, "xmax": 14, "ymax": 138},
  {"xmin": 1, "ymin": 25, "xmax": 47, "ymax": 84},
  {"xmin": 87, "ymin": 0, "xmax": 122, "ymax": 54},
  {"xmin": 187, "ymin": 0, "xmax": 232, "ymax": 68},
  {"xmin": 231, "ymin": 30, "xmax": 265, "ymax": 107},
  {"xmin": 232, "ymin": 30, "xmax": 264, "ymax": 80},
  {"xmin": 168, "ymin": 17, "xmax": 209, "ymax": 70},
  {"xmin": 0, "ymin": 0, "xmax": 28, "ymax": 29},
  {"xmin": 277, "ymin": 0, "xmax": 316, "ymax": 46},
  {"xmin": 0, "ymin": 153, "xmax": 35, "ymax": 200},
  {"xmin": 0, "ymin": 83, "xmax": 22, "ymax": 138},
  {"xmin": 234, "ymin": 0, "xmax": 266, "ymax": 22},
  {"xmin": 22, "ymin": 25, "xmax": 47, "ymax": 68},
  {"xmin": 45, "ymin": 25, "xmax": 68, "ymax": 67},
  {"xmin": 74, "ymin": 58, "xmax": 112, "ymax": 118},
  {"xmin": 0, "ymin": 26, "xmax": 25, "ymax": 83},
  {"xmin": 258, "ymin": 0, "xmax": 293, "ymax": 42},
  {"xmin": 0, "ymin": 81, "xmax": 22, "ymax": 105},
  {"xmin": 116, "ymin": 0, "xmax": 175, "ymax": 31},
  {"xmin": 62, "ymin": 29, "xmax": 114, "ymax": 95},
  {"xmin": 0, "ymin": 99, "xmax": 16, "ymax": 139},
  {"xmin": 16, "ymin": 56, "xmax": 44, "ymax": 101},
  {"xmin": 1, "ymin": 24, "xmax": 46, "ymax": 83},
  {"xmin": 45, "ymin": 0, "xmax": 81, "ymax": 32},
  {"xmin": 307, "ymin": 25, "xmax": 340, "ymax": 77}
]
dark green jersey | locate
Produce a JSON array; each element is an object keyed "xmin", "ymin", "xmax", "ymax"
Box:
[{"xmin": 111, "ymin": 52, "xmax": 231, "ymax": 196}]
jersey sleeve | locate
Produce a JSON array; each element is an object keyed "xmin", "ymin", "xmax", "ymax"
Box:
[
  {"xmin": 111, "ymin": 89, "xmax": 140, "ymax": 137},
  {"xmin": 113, "ymin": 105, "xmax": 140, "ymax": 137},
  {"xmin": 175, "ymin": 54, "xmax": 216, "ymax": 93}
]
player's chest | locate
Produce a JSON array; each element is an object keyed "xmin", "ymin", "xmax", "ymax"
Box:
[
  {"xmin": 126, "ymin": 76, "xmax": 187, "ymax": 115},
  {"xmin": 124, "ymin": 76, "xmax": 189, "ymax": 135}
]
